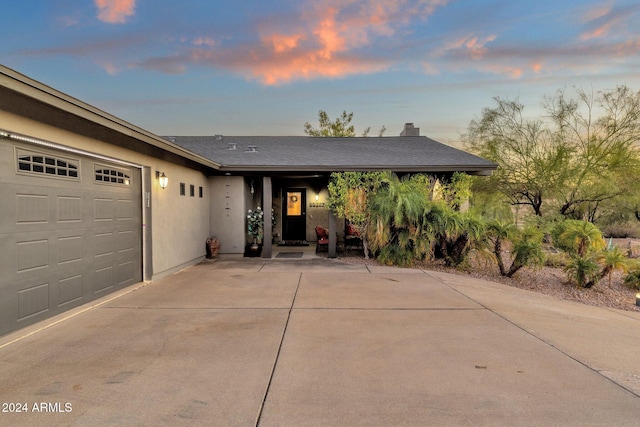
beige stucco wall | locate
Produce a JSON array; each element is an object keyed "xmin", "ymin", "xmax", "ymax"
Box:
[
  {"xmin": 1, "ymin": 110, "xmax": 210, "ymax": 279},
  {"xmin": 209, "ymin": 175, "xmax": 246, "ymax": 253}
]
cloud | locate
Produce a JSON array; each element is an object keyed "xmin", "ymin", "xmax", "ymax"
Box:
[
  {"xmin": 579, "ymin": 2, "xmax": 640, "ymax": 40},
  {"xmin": 95, "ymin": 0, "xmax": 136, "ymax": 24},
  {"xmin": 135, "ymin": 0, "xmax": 449, "ymax": 84}
]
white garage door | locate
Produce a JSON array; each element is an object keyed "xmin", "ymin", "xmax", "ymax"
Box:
[{"xmin": 0, "ymin": 139, "xmax": 142, "ymax": 336}]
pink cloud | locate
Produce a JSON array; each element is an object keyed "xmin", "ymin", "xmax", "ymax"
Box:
[
  {"xmin": 178, "ymin": 0, "xmax": 449, "ymax": 85},
  {"xmin": 95, "ymin": 0, "xmax": 135, "ymax": 24},
  {"xmin": 440, "ymin": 34, "xmax": 497, "ymax": 61},
  {"xmin": 579, "ymin": 2, "xmax": 637, "ymax": 40}
]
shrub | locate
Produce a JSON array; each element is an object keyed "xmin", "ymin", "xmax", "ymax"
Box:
[
  {"xmin": 553, "ymin": 220, "xmax": 605, "ymax": 256},
  {"xmin": 600, "ymin": 221, "xmax": 640, "ymax": 239},
  {"xmin": 564, "ymin": 255, "xmax": 600, "ymax": 288},
  {"xmin": 487, "ymin": 221, "xmax": 545, "ymax": 277},
  {"xmin": 624, "ymin": 270, "xmax": 640, "ymax": 290},
  {"xmin": 545, "ymin": 252, "xmax": 569, "ymax": 268}
]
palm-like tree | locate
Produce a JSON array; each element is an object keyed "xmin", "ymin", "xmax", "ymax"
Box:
[
  {"xmin": 590, "ymin": 246, "xmax": 630, "ymax": 288},
  {"xmin": 367, "ymin": 174, "xmax": 429, "ymax": 266},
  {"xmin": 429, "ymin": 204, "xmax": 486, "ymax": 267},
  {"xmin": 506, "ymin": 226, "xmax": 545, "ymax": 277},
  {"xmin": 487, "ymin": 220, "xmax": 516, "ymax": 276},
  {"xmin": 559, "ymin": 220, "xmax": 605, "ymax": 257},
  {"xmin": 564, "ymin": 255, "xmax": 600, "ymax": 287}
]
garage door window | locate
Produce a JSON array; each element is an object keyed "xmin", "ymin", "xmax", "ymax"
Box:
[
  {"xmin": 17, "ymin": 149, "xmax": 79, "ymax": 179},
  {"xmin": 95, "ymin": 165, "xmax": 131, "ymax": 186}
]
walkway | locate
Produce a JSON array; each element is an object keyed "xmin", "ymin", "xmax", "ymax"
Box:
[{"xmin": 1, "ymin": 256, "xmax": 640, "ymax": 426}]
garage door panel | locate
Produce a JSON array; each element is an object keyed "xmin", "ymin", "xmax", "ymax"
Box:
[
  {"xmin": 1, "ymin": 141, "xmax": 142, "ymax": 336},
  {"xmin": 117, "ymin": 261, "xmax": 135, "ymax": 286},
  {"xmin": 57, "ymin": 235, "xmax": 84, "ymax": 264},
  {"xmin": 16, "ymin": 238, "xmax": 50, "ymax": 272},
  {"xmin": 94, "ymin": 231, "xmax": 115, "ymax": 257},
  {"xmin": 17, "ymin": 282, "xmax": 50, "ymax": 321},
  {"xmin": 58, "ymin": 275, "xmax": 84, "ymax": 306},
  {"xmin": 94, "ymin": 266, "xmax": 114, "ymax": 294},
  {"xmin": 16, "ymin": 193, "xmax": 49, "ymax": 224},
  {"xmin": 57, "ymin": 274, "xmax": 84, "ymax": 307},
  {"xmin": 57, "ymin": 195, "xmax": 83, "ymax": 222}
]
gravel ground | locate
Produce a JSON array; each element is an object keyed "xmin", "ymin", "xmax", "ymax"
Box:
[{"xmin": 336, "ymin": 242, "xmax": 640, "ymax": 313}]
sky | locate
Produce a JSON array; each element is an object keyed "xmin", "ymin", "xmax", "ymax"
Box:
[{"xmin": 2, "ymin": 0, "xmax": 640, "ymax": 145}]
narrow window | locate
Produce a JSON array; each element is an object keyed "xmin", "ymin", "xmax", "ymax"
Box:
[
  {"xmin": 190, "ymin": 184, "xmax": 195, "ymax": 197},
  {"xmin": 199, "ymin": 186, "xmax": 203, "ymax": 198},
  {"xmin": 180, "ymin": 183, "xmax": 186, "ymax": 196}
]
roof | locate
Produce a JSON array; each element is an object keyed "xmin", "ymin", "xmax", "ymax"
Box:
[
  {"xmin": 167, "ymin": 135, "xmax": 497, "ymax": 175},
  {"xmin": 0, "ymin": 65, "xmax": 495, "ymax": 176}
]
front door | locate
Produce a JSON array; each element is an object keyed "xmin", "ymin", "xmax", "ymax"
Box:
[{"xmin": 282, "ymin": 188, "xmax": 306, "ymax": 242}]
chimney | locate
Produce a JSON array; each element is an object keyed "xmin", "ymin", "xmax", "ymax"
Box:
[{"xmin": 400, "ymin": 123, "xmax": 420, "ymax": 137}]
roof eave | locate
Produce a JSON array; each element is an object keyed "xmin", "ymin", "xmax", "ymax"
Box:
[
  {"xmin": 0, "ymin": 65, "xmax": 221, "ymax": 170},
  {"xmin": 217, "ymin": 164, "xmax": 496, "ymax": 175}
]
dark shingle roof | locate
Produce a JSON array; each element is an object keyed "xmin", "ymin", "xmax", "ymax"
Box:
[{"xmin": 167, "ymin": 135, "xmax": 497, "ymax": 175}]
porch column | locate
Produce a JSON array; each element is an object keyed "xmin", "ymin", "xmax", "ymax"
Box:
[
  {"xmin": 262, "ymin": 176, "xmax": 273, "ymax": 258},
  {"xmin": 328, "ymin": 209, "xmax": 337, "ymax": 258}
]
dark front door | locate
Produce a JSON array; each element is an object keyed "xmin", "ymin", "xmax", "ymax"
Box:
[{"xmin": 282, "ymin": 188, "xmax": 306, "ymax": 242}]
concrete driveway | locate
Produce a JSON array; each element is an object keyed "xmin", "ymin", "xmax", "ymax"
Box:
[{"xmin": 2, "ymin": 256, "xmax": 640, "ymax": 426}]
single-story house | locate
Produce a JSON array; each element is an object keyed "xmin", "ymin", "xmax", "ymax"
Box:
[{"xmin": 0, "ymin": 64, "xmax": 496, "ymax": 336}]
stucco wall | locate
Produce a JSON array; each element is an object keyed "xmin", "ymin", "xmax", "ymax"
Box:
[
  {"xmin": 1, "ymin": 111, "xmax": 210, "ymax": 280},
  {"xmin": 209, "ymin": 175, "xmax": 246, "ymax": 253}
]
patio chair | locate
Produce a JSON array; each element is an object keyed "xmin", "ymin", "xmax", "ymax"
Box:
[{"xmin": 315, "ymin": 225, "xmax": 329, "ymax": 253}]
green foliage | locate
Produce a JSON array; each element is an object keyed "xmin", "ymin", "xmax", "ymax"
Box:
[
  {"xmin": 429, "ymin": 204, "xmax": 487, "ymax": 267},
  {"xmin": 327, "ymin": 171, "xmax": 387, "ymax": 259},
  {"xmin": 246, "ymin": 206, "xmax": 277, "ymax": 242},
  {"xmin": 564, "ymin": 255, "xmax": 600, "ymax": 288},
  {"xmin": 552, "ymin": 220, "xmax": 631, "ymax": 287},
  {"xmin": 547, "ymin": 86, "xmax": 640, "ymax": 220},
  {"xmin": 623, "ymin": 269, "xmax": 640, "ymax": 290},
  {"xmin": 247, "ymin": 207, "xmax": 265, "ymax": 241},
  {"xmin": 557, "ymin": 220, "xmax": 605, "ymax": 257},
  {"xmin": 304, "ymin": 110, "xmax": 356, "ymax": 137},
  {"xmin": 487, "ymin": 221, "xmax": 544, "ymax": 277},
  {"xmin": 545, "ymin": 252, "xmax": 570, "ymax": 268},
  {"xmin": 549, "ymin": 219, "xmax": 605, "ymax": 256},
  {"xmin": 366, "ymin": 174, "xmax": 431, "ymax": 266},
  {"xmin": 599, "ymin": 221, "xmax": 640, "ymax": 239},
  {"xmin": 304, "ymin": 110, "xmax": 386, "ymax": 138},
  {"xmin": 509, "ymin": 226, "xmax": 546, "ymax": 276},
  {"xmin": 465, "ymin": 86, "xmax": 640, "ymax": 220},
  {"xmin": 464, "ymin": 96, "xmax": 569, "ymax": 216},
  {"xmin": 595, "ymin": 246, "xmax": 630, "ymax": 287},
  {"xmin": 469, "ymin": 186, "xmax": 513, "ymax": 222},
  {"xmin": 441, "ymin": 172, "xmax": 474, "ymax": 210}
]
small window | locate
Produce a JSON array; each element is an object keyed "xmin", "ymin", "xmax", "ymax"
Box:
[
  {"xmin": 17, "ymin": 150, "xmax": 79, "ymax": 180},
  {"xmin": 180, "ymin": 183, "xmax": 186, "ymax": 196},
  {"xmin": 95, "ymin": 165, "xmax": 131, "ymax": 186},
  {"xmin": 199, "ymin": 186, "xmax": 203, "ymax": 198},
  {"xmin": 190, "ymin": 184, "xmax": 195, "ymax": 197}
]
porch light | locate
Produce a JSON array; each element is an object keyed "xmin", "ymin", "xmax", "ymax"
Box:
[
  {"xmin": 315, "ymin": 194, "xmax": 319, "ymax": 201},
  {"xmin": 156, "ymin": 171, "xmax": 168, "ymax": 189}
]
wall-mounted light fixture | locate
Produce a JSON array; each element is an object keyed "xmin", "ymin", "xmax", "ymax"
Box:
[
  {"xmin": 315, "ymin": 194, "xmax": 319, "ymax": 201},
  {"xmin": 156, "ymin": 171, "xmax": 168, "ymax": 189}
]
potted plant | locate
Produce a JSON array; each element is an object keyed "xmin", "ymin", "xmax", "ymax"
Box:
[{"xmin": 247, "ymin": 206, "xmax": 264, "ymax": 255}]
